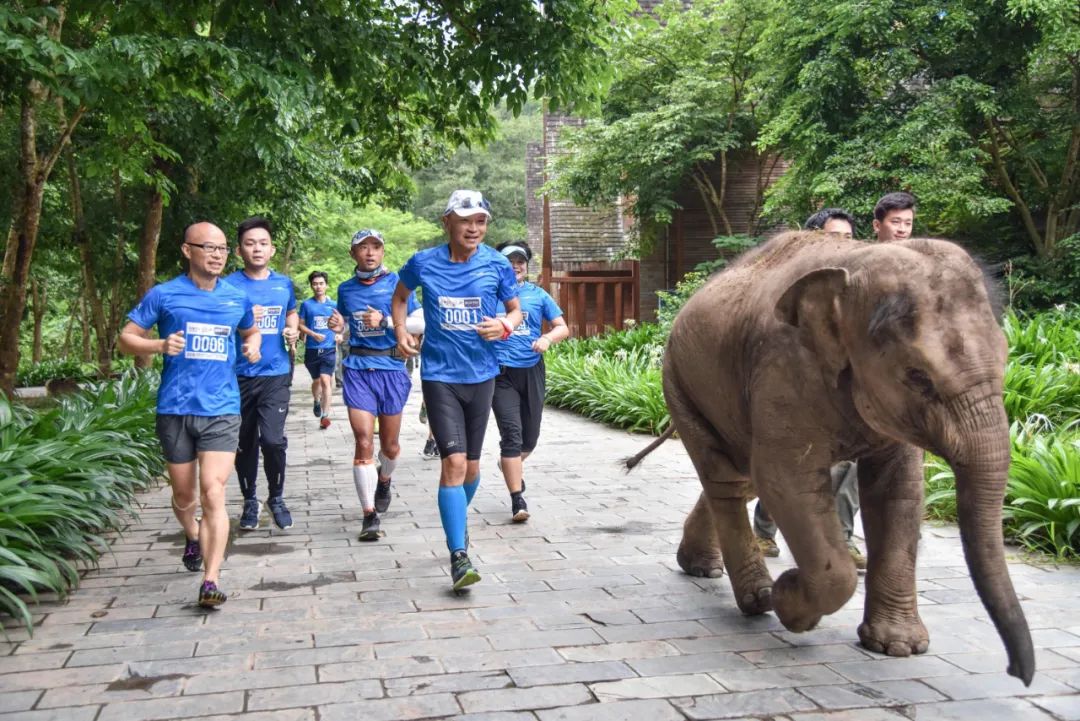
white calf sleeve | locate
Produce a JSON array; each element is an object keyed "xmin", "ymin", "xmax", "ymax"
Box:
[
  {"xmin": 353, "ymin": 461, "xmax": 378, "ymax": 511},
  {"xmin": 377, "ymin": 450, "xmax": 397, "ymax": 480}
]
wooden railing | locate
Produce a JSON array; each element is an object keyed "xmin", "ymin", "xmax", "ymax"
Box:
[{"xmin": 547, "ymin": 263, "xmax": 639, "ymax": 337}]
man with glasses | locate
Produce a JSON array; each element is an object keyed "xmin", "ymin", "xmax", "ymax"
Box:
[
  {"xmin": 223, "ymin": 216, "xmax": 300, "ymax": 533},
  {"xmin": 118, "ymin": 222, "xmax": 262, "ymax": 608},
  {"xmin": 392, "ymin": 190, "xmax": 522, "ymax": 591}
]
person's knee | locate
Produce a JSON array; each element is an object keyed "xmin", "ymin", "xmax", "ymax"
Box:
[
  {"xmin": 199, "ymin": 480, "xmax": 226, "ymax": 509},
  {"xmin": 442, "ymin": 453, "xmax": 467, "ymax": 477},
  {"xmin": 380, "ymin": 439, "xmax": 401, "ymax": 459},
  {"xmin": 172, "ymin": 485, "xmax": 198, "ymax": 509},
  {"xmin": 354, "ymin": 437, "xmax": 375, "ymax": 459}
]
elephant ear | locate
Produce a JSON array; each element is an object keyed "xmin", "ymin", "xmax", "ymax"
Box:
[{"xmin": 774, "ymin": 267, "xmax": 850, "ymax": 387}]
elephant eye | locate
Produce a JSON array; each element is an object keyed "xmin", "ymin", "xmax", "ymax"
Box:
[{"xmin": 904, "ymin": 368, "xmax": 937, "ymax": 399}]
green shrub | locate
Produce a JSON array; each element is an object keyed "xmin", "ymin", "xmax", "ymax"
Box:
[
  {"xmin": 0, "ymin": 371, "xmax": 163, "ymax": 631},
  {"xmin": 546, "ymin": 340, "xmax": 668, "ymax": 434},
  {"xmin": 15, "ymin": 359, "xmax": 97, "ymax": 388}
]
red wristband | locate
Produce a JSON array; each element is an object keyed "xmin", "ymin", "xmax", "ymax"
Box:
[{"xmin": 498, "ymin": 317, "xmax": 513, "ymax": 340}]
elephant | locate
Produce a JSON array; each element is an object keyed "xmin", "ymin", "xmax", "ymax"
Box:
[{"xmin": 628, "ymin": 230, "xmax": 1034, "ymax": 685}]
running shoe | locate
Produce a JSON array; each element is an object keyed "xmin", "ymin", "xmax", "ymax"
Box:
[
  {"xmin": 320, "ymin": 415, "xmax": 331, "ymax": 429},
  {"xmin": 239, "ymin": 498, "xmax": 261, "ymax": 531},
  {"xmin": 418, "ymin": 403, "xmax": 428, "ymax": 424},
  {"xmin": 358, "ymin": 511, "xmax": 381, "ymax": 541},
  {"xmin": 757, "ymin": 536, "xmax": 780, "ymax": 558},
  {"xmin": 374, "ymin": 480, "xmax": 392, "ymax": 513},
  {"xmin": 198, "ymin": 580, "xmax": 227, "ymax": 608},
  {"xmin": 511, "ymin": 494, "xmax": 530, "ymax": 523},
  {"xmin": 313, "ymin": 399, "xmax": 322, "ymax": 418},
  {"xmin": 848, "ymin": 541, "xmax": 868, "ymax": 571},
  {"xmin": 450, "ymin": 550, "xmax": 480, "ymax": 590},
  {"xmin": 267, "ymin": 497, "xmax": 293, "ymax": 530},
  {"xmin": 422, "ymin": 438, "xmax": 439, "ymax": 460},
  {"xmin": 182, "ymin": 538, "xmax": 202, "ymax": 572}
]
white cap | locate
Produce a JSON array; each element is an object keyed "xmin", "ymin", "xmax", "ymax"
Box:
[{"xmin": 443, "ymin": 190, "xmax": 492, "ymax": 219}]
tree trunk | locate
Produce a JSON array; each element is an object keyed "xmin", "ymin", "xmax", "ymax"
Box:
[
  {"xmin": 107, "ymin": 169, "xmax": 127, "ymax": 344},
  {"xmin": 134, "ymin": 184, "xmax": 164, "ymax": 369},
  {"xmin": 0, "ymin": 59, "xmax": 85, "ymax": 395},
  {"xmin": 81, "ymin": 296, "xmax": 93, "ymax": 363},
  {"xmin": 30, "ymin": 276, "xmax": 46, "ymax": 364},
  {"xmin": 66, "ymin": 150, "xmax": 112, "ymax": 376}
]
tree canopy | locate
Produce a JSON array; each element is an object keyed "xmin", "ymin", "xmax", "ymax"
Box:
[{"xmin": 0, "ymin": 0, "xmax": 632, "ymax": 393}]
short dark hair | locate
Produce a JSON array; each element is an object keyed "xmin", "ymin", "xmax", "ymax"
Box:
[
  {"xmin": 873, "ymin": 192, "xmax": 916, "ymax": 222},
  {"xmin": 805, "ymin": 208, "xmax": 857, "ymax": 236},
  {"xmin": 237, "ymin": 216, "xmax": 273, "ymax": 243},
  {"xmin": 308, "ymin": 270, "xmax": 328, "ymax": 285},
  {"xmin": 495, "ymin": 241, "xmax": 533, "ymax": 262}
]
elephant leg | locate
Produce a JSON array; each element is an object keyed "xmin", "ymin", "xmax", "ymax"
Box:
[
  {"xmin": 856, "ymin": 443, "xmax": 929, "ymax": 657},
  {"xmin": 677, "ymin": 493, "xmax": 725, "ymax": 579},
  {"xmin": 754, "ymin": 447, "xmax": 857, "ymax": 632},
  {"xmin": 668, "ymin": 384, "xmax": 772, "ymax": 614}
]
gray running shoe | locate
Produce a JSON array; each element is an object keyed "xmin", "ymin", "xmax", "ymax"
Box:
[{"xmin": 359, "ymin": 512, "xmax": 381, "ymax": 541}]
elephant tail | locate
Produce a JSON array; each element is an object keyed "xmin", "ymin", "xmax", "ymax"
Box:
[{"xmin": 623, "ymin": 425, "xmax": 677, "ymax": 472}]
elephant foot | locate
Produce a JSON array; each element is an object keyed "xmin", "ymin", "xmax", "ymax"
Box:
[
  {"xmin": 858, "ymin": 616, "xmax": 929, "ymax": 657},
  {"xmin": 676, "ymin": 543, "xmax": 724, "ymax": 579},
  {"xmin": 771, "ymin": 569, "xmax": 822, "ymax": 632},
  {"xmin": 737, "ymin": 584, "xmax": 773, "ymax": 615},
  {"xmin": 729, "ymin": 558, "xmax": 774, "ymax": 615}
]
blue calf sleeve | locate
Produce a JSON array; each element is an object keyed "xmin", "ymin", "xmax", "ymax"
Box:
[
  {"xmin": 438, "ymin": 485, "xmax": 468, "ymax": 554},
  {"xmin": 463, "ymin": 476, "xmax": 479, "ymax": 506}
]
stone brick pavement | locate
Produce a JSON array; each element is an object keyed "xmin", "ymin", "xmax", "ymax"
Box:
[{"xmin": 2, "ymin": 375, "xmax": 1079, "ymax": 720}]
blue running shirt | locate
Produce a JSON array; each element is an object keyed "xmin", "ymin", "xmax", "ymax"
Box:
[
  {"xmin": 127, "ymin": 274, "xmax": 255, "ymax": 416},
  {"xmin": 299, "ymin": 297, "xmax": 338, "ymax": 350},
  {"xmin": 223, "ymin": 270, "xmax": 297, "ymax": 377},
  {"xmin": 337, "ymin": 272, "xmax": 419, "ymax": 371},
  {"xmin": 496, "ymin": 282, "xmax": 564, "ymax": 369},
  {"xmin": 398, "ymin": 244, "xmax": 518, "ymax": 384}
]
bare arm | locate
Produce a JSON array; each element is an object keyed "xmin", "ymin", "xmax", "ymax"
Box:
[
  {"xmin": 532, "ymin": 316, "xmax": 569, "ymax": 353},
  {"xmin": 282, "ymin": 309, "xmax": 300, "ymax": 349},
  {"xmin": 118, "ymin": 321, "xmax": 184, "ymax": 356},
  {"xmin": 391, "ymin": 281, "xmax": 420, "ymax": 357}
]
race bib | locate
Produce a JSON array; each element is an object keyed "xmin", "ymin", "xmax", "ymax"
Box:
[
  {"xmin": 351, "ymin": 310, "xmax": 384, "ymax": 338},
  {"xmin": 184, "ymin": 322, "xmax": 231, "ymax": 361},
  {"xmin": 313, "ymin": 315, "xmax": 330, "ymax": 331},
  {"xmin": 256, "ymin": 305, "xmax": 283, "ymax": 335},
  {"xmin": 440, "ymin": 296, "xmax": 482, "ymax": 331},
  {"xmin": 513, "ymin": 311, "xmax": 530, "ymax": 336}
]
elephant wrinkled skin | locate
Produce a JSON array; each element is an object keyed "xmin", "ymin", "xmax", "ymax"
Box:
[{"xmin": 637, "ymin": 231, "xmax": 1034, "ymax": 685}]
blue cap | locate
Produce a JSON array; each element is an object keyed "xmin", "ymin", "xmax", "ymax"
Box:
[{"xmin": 350, "ymin": 229, "xmax": 384, "ymax": 246}]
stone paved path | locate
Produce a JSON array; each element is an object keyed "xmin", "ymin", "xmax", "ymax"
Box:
[{"xmin": 2, "ymin": 373, "xmax": 1079, "ymax": 721}]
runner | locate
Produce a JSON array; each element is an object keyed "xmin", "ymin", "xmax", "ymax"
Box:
[
  {"xmin": 299, "ymin": 270, "xmax": 339, "ymax": 429},
  {"xmin": 491, "ymin": 241, "xmax": 569, "ymax": 522},
  {"xmin": 118, "ymin": 221, "xmax": 261, "ymax": 608},
  {"xmin": 329, "ymin": 229, "xmax": 420, "ymax": 541},
  {"xmin": 224, "ymin": 216, "xmax": 300, "ymax": 533},
  {"xmin": 392, "ymin": 189, "xmax": 521, "ymax": 591}
]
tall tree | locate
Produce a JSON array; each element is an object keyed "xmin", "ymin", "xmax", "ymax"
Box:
[{"xmin": 756, "ymin": 0, "xmax": 1079, "ymax": 256}]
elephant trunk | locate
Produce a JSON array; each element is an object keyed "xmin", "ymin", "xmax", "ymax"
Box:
[{"xmin": 949, "ymin": 394, "xmax": 1034, "ymax": 686}]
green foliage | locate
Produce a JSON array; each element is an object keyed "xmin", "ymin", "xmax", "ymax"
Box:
[
  {"xmin": 410, "ymin": 103, "xmax": 542, "ymax": 247},
  {"xmin": 288, "ymin": 195, "xmax": 442, "ymax": 294},
  {"xmin": 15, "ymin": 360, "xmax": 97, "ymax": 388},
  {"xmin": 757, "ymin": 0, "xmax": 1080, "ymax": 259},
  {"xmin": 547, "ymin": 0, "xmax": 771, "ymax": 247},
  {"xmin": 656, "ymin": 271, "xmax": 708, "ymax": 337},
  {"xmin": 694, "ymin": 235, "xmax": 761, "ymax": 275},
  {"xmin": 0, "ymin": 372, "xmax": 163, "ymax": 630},
  {"xmin": 546, "ymin": 338, "xmax": 669, "ymax": 434},
  {"xmin": 1006, "ymin": 235, "xmax": 1080, "ymax": 312}
]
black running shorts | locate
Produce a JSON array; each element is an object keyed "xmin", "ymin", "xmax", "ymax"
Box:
[
  {"xmin": 492, "ymin": 359, "xmax": 546, "ymax": 457},
  {"xmin": 421, "ymin": 379, "xmax": 495, "ymax": 460},
  {"xmin": 156, "ymin": 413, "xmax": 241, "ymax": 464}
]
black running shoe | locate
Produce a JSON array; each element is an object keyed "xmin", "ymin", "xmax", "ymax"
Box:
[
  {"xmin": 198, "ymin": 580, "xmax": 227, "ymax": 608},
  {"xmin": 267, "ymin": 497, "xmax": 293, "ymax": 530},
  {"xmin": 374, "ymin": 480, "xmax": 392, "ymax": 513},
  {"xmin": 313, "ymin": 399, "xmax": 322, "ymax": 418},
  {"xmin": 239, "ymin": 498, "xmax": 260, "ymax": 530},
  {"xmin": 182, "ymin": 538, "xmax": 202, "ymax": 572},
  {"xmin": 422, "ymin": 438, "xmax": 439, "ymax": 460},
  {"xmin": 511, "ymin": 493, "xmax": 530, "ymax": 523},
  {"xmin": 450, "ymin": 550, "xmax": 480, "ymax": 590},
  {"xmin": 358, "ymin": 512, "xmax": 381, "ymax": 541}
]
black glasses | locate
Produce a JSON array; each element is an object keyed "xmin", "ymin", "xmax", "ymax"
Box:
[{"xmin": 185, "ymin": 241, "xmax": 230, "ymax": 255}]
